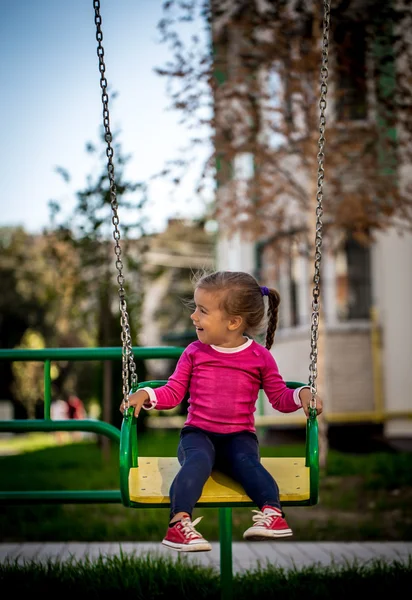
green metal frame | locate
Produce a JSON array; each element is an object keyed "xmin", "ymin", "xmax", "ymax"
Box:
[
  {"xmin": 0, "ymin": 346, "xmax": 184, "ymax": 417},
  {"xmin": 0, "ymin": 346, "xmax": 183, "ymax": 501},
  {"xmin": 0, "ymin": 347, "xmax": 319, "ymax": 600},
  {"xmin": 0, "ymin": 419, "xmax": 121, "ymax": 504}
]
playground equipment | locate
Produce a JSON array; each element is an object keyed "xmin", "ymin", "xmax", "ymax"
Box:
[
  {"xmin": 0, "ymin": 345, "xmax": 317, "ymax": 600},
  {"xmin": 0, "ymin": 346, "xmax": 181, "ymax": 504},
  {"xmin": 0, "ymin": 3, "xmax": 330, "ymax": 600},
  {"xmin": 91, "ymin": 1, "xmax": 330, "ymax": 598}
]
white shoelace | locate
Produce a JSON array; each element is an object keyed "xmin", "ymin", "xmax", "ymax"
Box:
[
  {"xmin": 250, "ymin": 509, "xmax": 281, "ymax": 527},
  {"xmin": 180, "ymin": 516, "xmax": 204, "ymax": 539}
]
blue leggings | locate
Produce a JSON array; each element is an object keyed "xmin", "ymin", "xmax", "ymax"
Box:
[{"xmin": 169, "ymin": 425, "xmax": 282, "ymax": 520}]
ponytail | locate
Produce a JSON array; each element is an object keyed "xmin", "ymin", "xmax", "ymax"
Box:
[{"xmin": 265, "ymin": 288, "xmax": 281, "ymax": 350}]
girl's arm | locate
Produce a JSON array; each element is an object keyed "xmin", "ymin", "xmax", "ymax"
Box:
[
  {"xmin": 262, "ymin": 352, "xmax": 322, "ymax": 415},
  {"xmin": 119, "ymin": 347, "xmax": 194, "ymax": 417}
]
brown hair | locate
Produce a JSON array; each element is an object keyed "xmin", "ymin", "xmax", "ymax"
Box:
[{"xmin": 192, "ymin": 270, "xmax": 280, "ymax": 350}]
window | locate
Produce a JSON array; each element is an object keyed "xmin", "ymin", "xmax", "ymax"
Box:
[
  {"xmin": 336, "ymin": 235, "xmax": 372, "ymax": 320},
  {"xmin": 334, "ymin": 21, "xmax": 368, "ymax": 121}
]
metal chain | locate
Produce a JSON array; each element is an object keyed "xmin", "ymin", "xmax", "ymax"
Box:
[
  {"xmin": 92, "ymin": 0, "xmax": 329, "ymax": 412},
  {"xmin": 309, "ymin": 0, "xmax": 331, "ymax": 409},
  {"xmin": 93, "ymin": 0, "xmax": 137, "ymax": 410}
]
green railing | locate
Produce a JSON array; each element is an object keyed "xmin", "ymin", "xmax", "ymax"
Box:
[
  {"xmin": 0, "ymin": 347, "xmax": 183, "ymax": 418},
  {"xmin": 0, "ymin": 346, "xmax": 184, "ymax": 504}
]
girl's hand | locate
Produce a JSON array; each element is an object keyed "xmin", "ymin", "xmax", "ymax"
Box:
[
  {"xmin": 119, "ymin": 389, "xmax": 150, "ymax": 418},
  {"xmin": 299, "ymin": 387, "xmax": 323, "ymax": 417}
]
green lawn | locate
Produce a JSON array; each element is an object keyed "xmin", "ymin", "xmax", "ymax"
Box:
[
  {"xmin": 1, "ymin": 553, "xmax": 411, "ymax": 598},
  {"xmin": 0, "ymin": 430, "xmax": 411, "ymax": 542}
]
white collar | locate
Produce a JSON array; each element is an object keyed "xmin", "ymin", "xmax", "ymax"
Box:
[{"xmin": 210, "ymin": 337, "xmax": 253, "ymax": 353}]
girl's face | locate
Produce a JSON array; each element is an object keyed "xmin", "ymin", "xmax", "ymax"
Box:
[{"xmin": 191, "ymin": 287, "xmax": 243, "ymax": 347}]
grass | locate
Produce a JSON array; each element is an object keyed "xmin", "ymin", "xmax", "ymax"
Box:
[
  {"xmin": 0, "ymin": 429, "xmax": 412, "ymax": 542},
  {"xmin": 0, "ymin": 431, "xmax": 69, "ymax": 454},
  {"xmin": 1, "ymin": 554, "xmax": 411, "ymax": 598},
  {"xmin": 1, "ymin": 431, "xmax": 411, "ymax": 594}
]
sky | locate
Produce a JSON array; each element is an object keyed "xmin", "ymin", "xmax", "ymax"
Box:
[{"xmin": 0, "ymin": 0, "xmax": 211, "ymax": 235}]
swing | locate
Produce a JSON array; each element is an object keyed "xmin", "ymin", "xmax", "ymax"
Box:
[{"xmin": 92, "ymin": 1, "xmax": 330, "ymax": 510}]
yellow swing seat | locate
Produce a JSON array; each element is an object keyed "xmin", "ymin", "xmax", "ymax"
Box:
[
  {"xmin": 128, "ymin": 456, "xmax": 311, "ymax": 505},
  {"xmin": 120, "ymin": 381, "xmax": 319, "ymax": 509}
]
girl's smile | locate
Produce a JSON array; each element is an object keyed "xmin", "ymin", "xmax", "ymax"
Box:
[{"xmin": 191, "ymin": 288, "xmax": 244, "ymax": 348}]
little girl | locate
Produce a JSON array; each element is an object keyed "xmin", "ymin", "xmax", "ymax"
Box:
[{"xmin": 122, "ymin": 270, "xmax": 323, "ymax": 552}]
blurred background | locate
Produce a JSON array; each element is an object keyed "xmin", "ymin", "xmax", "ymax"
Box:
[{"xmin": 1, "ymin": 0, "xmax": 411, "ymax": 459}]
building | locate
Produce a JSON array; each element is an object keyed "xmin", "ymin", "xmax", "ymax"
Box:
[{"xmin": 211, "ymin": 0, "xmax": 412, "ymax": 446}]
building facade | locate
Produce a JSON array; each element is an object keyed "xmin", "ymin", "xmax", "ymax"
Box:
[{"xmin": 212, "ymin": 0, "xmax": 412, "ymax": 443}]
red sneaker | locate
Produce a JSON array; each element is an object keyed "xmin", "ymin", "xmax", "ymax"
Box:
[
  {"xmin": 243, "ymin": 506, "xmax": 293, "ymax": 540},
  {"xmin": 162, "ymin": 516, "xmax": 212, "ymax": 552}
]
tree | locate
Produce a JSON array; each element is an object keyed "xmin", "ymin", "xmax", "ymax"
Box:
[
  {"xmin": 47, "ymin": 119, "xmax": 148, "ymax": 430},
  {"xmin": 155, "ymin": 0, "xmax": 412, "ymax": 245},
  {"xmin": 0, "ymin": 226, "xmax": 86, "ymax": 416}
]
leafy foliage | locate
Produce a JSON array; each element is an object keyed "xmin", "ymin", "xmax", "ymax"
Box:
[
  {"xmin": 1, "ymin": 122, "xmax": 148, "ymax": 420},
  {"xmin": 155, "ymin": 0, "xmax": 412, "ymax": 247}
]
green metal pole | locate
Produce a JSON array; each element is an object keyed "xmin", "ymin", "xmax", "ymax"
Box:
[
  {"xmin": 0, "ymin": 419, "xmax": 121, "ymax": 442},
  {"xmin": 306, "ymin": 409, "xmax": 320, "ymax": 505},
  {"xmin": 257, "ymin": 389, "xmax": 267, "ymax": 439},
  {"xmin": 0, "ymin": 346, "xmax": 184, "ymax": 361},
  {"xmin": 0, "ymin": 490, "xmax": 121, "ymax": 504},
  {"xmin": 219, "ymin": 507, "xmax": 233, "ymax": 600},
  {"xmin": 44, "ymin": 359, "xmax": 52, "ymax": 419}
]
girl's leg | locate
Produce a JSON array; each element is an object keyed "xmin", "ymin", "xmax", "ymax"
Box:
[
  {"xmin": 217, "ymin": 431, "xmax": 282, "ymax": 512},
  {"xmin": 169, "ymin": 427, "xmax": 215, "ymax": 520}
]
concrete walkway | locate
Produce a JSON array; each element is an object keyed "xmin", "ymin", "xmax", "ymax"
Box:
[{"xmin": 1, "ymin": 542, "xmax": 411, "ymax": 573}]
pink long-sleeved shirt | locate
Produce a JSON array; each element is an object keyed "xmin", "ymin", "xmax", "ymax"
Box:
[{"xmin": 143, "ymin": 338, "xmax": 304, "ymax": 434}]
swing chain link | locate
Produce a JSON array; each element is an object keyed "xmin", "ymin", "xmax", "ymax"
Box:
[
  {"xmin": 309, "ymin": 0, "xmax": 330, "ymax": 410},
  {"xmin": 93, "ymin": 0, "xmax": 137, "ymax": 412}
]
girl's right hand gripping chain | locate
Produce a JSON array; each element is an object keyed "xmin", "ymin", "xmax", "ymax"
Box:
[{"xmin": 120, "ymin": 389, "xmax": 150, "ymax": 417}]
